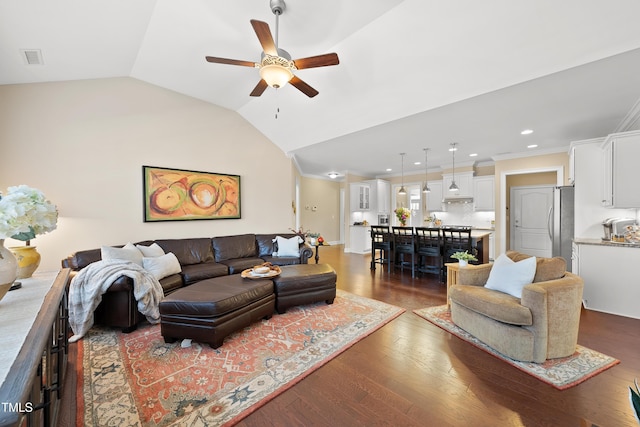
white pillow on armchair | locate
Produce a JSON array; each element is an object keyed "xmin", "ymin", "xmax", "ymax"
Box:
[{"xmin": 484, "ymin": 253, "xmax": 536, "ymax": 298}]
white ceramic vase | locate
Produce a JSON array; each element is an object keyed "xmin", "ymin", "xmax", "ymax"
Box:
[
  {"xmin": 0, "ymin": 239, "xmax": 18, "ymax": 301},
  {"xmin": 458, "ymin": 259, "xmax": 468, "ymax": 267}
]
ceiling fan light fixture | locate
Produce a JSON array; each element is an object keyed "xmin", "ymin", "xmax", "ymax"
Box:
[
  {"xmin": 259, "ymin": 54, "xmax": 294, "ymax": 88},
  {"xmin": 205, "ymin": 0, "xmax": 338, "ymax": 98}
]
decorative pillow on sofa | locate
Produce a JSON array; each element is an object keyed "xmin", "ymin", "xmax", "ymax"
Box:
[
  {"xmin": 272, "ymin": 235, "xmax": 303, "ymax": 257},
  {"xmin": 101, "ymin": 243, "xmax": 143, "ymax": 266},
  {"xmin": 136, "ymin": 242, "xmax": 165, "ymax": 258},
  {"xmin": 484, "ymin": 253, "xmax": 536, "ymax": 298},
  {"xmin": 142, "ymin": 252, "xmax": 182, "ymax": 280}
]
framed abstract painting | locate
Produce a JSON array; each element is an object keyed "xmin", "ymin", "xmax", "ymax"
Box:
[{"xmin": 142, "ymin": 165, "xmax": 241, "ymax": 222}]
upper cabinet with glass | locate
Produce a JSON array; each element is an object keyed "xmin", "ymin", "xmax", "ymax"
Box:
[{"xmin": 350, "ymin": 183, "xmax": 370, "ymax": 211}]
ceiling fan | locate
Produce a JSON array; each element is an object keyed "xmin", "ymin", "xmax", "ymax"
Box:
[{"xmin": 205, "ymin": 0, "xmax": 339, "ymax": 98}]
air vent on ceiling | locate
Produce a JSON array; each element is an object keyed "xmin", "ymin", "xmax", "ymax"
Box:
[{"xmin": 20, "ymin": 49, "xmax": 43, "ymax": 65}]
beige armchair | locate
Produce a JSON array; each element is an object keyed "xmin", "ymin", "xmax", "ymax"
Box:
[{"xmin": 449, "ymin": 251, "xmax": 584, "ymax": 363}]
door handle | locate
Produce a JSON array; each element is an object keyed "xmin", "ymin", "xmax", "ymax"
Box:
[{"xmin": 547, "ymin": 206, "xmax": 553, "ymax": 240}]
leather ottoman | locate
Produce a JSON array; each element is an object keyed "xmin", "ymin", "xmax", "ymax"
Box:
[
  {"xmin": 273, "ymin": 264, "xmax": 337, "ymax": 314},
  {"xmin": 159, "ymin": 274, "xmax": 275, "ymax": 348}
]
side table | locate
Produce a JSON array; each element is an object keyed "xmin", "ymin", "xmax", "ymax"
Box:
[
  {"xmin": 313, "ymin": 243, "xmax": 329, "ymax": 264},
  {"xmin": 445, "ymin": 262, "xmax": 460, "ymax": 307}
]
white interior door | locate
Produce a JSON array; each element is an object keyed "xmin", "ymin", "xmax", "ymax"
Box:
[{"xmin": 510, "ymin": 186, "xmax": 553, "ymax": 257}]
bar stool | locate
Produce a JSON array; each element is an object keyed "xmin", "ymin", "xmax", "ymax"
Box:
[
  {"xmin": 442, "ymin": 227, "xmax": 474, "ymax": 280},
  {"xmin": 415, "ymin": 227, "xmax": 443, "ymax": 281},
  {"xmin": 392, "ymin": 226, "xmax": 416, "ymax": 278},
  {"xmin": 370, "ymin": 225, "xmax": 392, "ymax": 270}
]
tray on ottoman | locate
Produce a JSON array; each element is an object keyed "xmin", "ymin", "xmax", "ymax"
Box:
[
  {"xmin": 273, "ymin": 264, "xmax": 337, "ymax": 314},
  {"xmin": 159, "ymin": 274, "xmax": 275, "ymax": 348}
]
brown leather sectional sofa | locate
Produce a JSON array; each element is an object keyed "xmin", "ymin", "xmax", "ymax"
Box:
[{"xmin": 62, "ymin": 233, "xmax": 313, "ymax": 332}]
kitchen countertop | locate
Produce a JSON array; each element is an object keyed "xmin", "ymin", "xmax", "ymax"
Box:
[
  {"xmin": 352, "ymin": 226, "xmax": 494, "ymax": 236},
  {"xmin": 470, "ymin": 230, "xmax": 491, "ymax": 238},
  {"xmin": 574, "ymin": 237, "xmax": 640, "ymax": 248}
]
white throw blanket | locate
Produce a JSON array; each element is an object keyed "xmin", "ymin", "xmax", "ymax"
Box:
[{"xmin": 68, "ymin": 259, "xmax": 165, "ymax": 342}]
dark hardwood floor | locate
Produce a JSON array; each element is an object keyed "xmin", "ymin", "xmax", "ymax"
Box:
[{"xmin": 60, "ymin": 245, "xmax": 640, "ymax": 426}]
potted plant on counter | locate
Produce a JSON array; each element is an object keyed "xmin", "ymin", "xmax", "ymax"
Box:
[
  {"xmin": 451, "ymin": 251, "xmax": 477, "ymax": 267},
  {"xmin": 307, "ymin": 232, "xmax": 320, "ymax": 245}
]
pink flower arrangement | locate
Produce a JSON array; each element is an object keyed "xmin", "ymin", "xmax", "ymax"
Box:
[{"xmin": 394, "ymin": 207, "xmax": 410, "ymax": 225}]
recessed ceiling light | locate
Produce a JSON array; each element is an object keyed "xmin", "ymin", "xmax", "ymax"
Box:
[
  {"xmin": 469, "ymin": 153, "xmax": 478, "ymax": 157},
  {"xmin": 521, "ymin": 129, "xmax": 534, "ymax": 135},
  {"xmin": 386, "ymin": 168, "xmax": 392, "ymax": 172},
  {"xmin": 414, "ymin": 161, "xmax": 421, "ymax": 165},
  {"xmin": 527, "ymin": 144, "xmax": 538, "ymax": 148}
]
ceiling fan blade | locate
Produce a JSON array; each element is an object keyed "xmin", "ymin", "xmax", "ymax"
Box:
[
  {"xmin": 293, "ymin": 53, "xmax": 340, "ymax": 70},
  {"xmin": 250, "ymin": 79, "xmax": 269, "ymax": 97},
  {"xmin": 205, "ymin": 56, "xmax": 256, "ymax": 67},
  {"xmin": 250, "ymin": 19, "xmax": 277, "ymax": 56},
  {"xmin": 289, "ymin": 76, "xmax": 319, "ymax": 98}
]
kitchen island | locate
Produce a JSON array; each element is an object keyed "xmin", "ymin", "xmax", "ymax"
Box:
[
  {"xmin": 573, "ymin": 238, "xmax": 640, "ymax": 319},
  {"xmin": 470, "ymin": 229, "xmax": 491, "ymax": 264},
  {"xmin": 348, "ymin": 224, "xmax": 371, "ymax": 254}
]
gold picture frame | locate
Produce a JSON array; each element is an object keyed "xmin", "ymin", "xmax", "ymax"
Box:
[{"xmin": 143, "ymin": 165, "xmax": 241, "ymax": 222}]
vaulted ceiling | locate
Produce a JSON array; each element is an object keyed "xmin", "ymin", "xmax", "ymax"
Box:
[{"xmin": 3, "ymin": 0, "xmax": 640, "ymax": 179}]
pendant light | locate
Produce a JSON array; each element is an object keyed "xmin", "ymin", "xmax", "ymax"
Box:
[
  {"xmin": 449, "ymin": 142, "xmax": 459, "ymax": 192},
  {"xmin": 398, "ymin": 153, "xmax": 407, "ymax": 195},
  {"xmin": 422, "ymin": 148, "xmax": 431, "ymax": 193}
]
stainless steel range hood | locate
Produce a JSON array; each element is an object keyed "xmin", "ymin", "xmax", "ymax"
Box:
[{"xmin": 442, "ymin": 196, "xmax": 474, "ymax": 205}]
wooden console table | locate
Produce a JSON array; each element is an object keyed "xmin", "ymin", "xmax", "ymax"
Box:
[{"xmin": 0, "ymin": 269, "xmax": 70, "ymax": 427}]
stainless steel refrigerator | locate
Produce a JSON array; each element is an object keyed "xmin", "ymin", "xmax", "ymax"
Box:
[{"xmin": 549, "ymin": 185, "xmax": 574, "ymax": 272}]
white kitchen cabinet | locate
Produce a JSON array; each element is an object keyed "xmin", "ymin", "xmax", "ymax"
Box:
[
  {"xmin": 350, "ymin": 183, "xmax": 370, "ymax": 211},
  {"xmin": 349, "ymin": 226, "xmax": 372, "ymax": 254},
  {"xmin": 571, "ymin": 138, "xmax": 633, "ymax": 239},
  {"xmin": 426, "ymin": 180, "xmax": 443, "ymax": 212},
  {"xmin": 574, "ymin": 242, "xmax": 640, "ymax": 319},
  {"xmin": 365, "ymin": 179, "xmax": 390, "ymax": 213},
  {"xmin": 442, "ymin": 171, "xmax": 474, "ymax": 197},
  {"xmin": 601, "ymin": 130, "xmax": 640, "ymax": 208},
  {"xmin": 473, "ymin": 176, "xmax": 495, "ymax": 211}
]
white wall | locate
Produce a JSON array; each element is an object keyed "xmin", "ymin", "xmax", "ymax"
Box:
[
  {"xmin": 299, "ymin": 176, "xmax": 341, "ymax": 242},
  {"xmin": 0, "ymin": 78, "xmax": 295, "ymax": 271}
]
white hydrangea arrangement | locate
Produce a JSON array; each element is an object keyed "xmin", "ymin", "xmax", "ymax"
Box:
[{"xmin": 0, "ymin": 185, "xmax": 58, "ymax": 244}]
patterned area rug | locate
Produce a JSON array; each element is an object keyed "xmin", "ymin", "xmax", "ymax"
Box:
[
  {"xmin": 77, "ymin": 290, "xmax": 404, "ymax": 426},
  {"xmin": 413, "ymin": 305, "xmax": 619, "ymax": 390}
]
